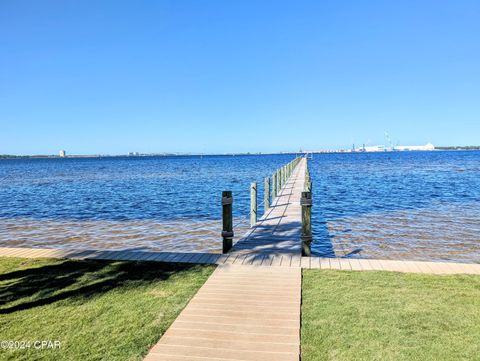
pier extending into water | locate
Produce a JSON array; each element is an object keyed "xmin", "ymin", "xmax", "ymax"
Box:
[{"xmin": 0, "ymin": 156, "xmax": 479, "ymax": 361}]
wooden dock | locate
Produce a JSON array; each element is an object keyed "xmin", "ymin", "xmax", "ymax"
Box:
[
  {"xmin": 229, "ymin": 157, "xmax": 305, "ymax": 257},
  {"xmin": 144, "ymin": 264, "xmax": 301, "ymax": 361},
  {"xmin": 142, "ymin": 158, "xmax": 306, "ymax": 361}
]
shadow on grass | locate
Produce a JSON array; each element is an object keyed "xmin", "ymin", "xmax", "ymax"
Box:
[{"xmin": 0, "ymin": 259, "xmax": 198, "ymax": 315}]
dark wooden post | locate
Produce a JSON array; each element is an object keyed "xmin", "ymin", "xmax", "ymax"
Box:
[
  {"xmin": 301, "ymin": 191, "xmax": 312, "ymax": 256},
  {"xmin": 276, "ymin": 169, "xmax": 281, "ymax": 193},
  {"xmin": 305, "ymin": 159, "xmax": 311, "ymax": 191},
  {"xmin": 272, "ymin": 172, "xmax": 277, "ymax": 199},
  {"xmin": 221, "ymin": 191, "xmax": 233, "ymax": 253},
  {"xmin": 264, "ymin": 176, "xmax": 270, "ymax": 212}
]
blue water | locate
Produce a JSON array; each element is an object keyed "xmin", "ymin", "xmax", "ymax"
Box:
[
  {"xmin": 310, "ymin": 151, "xmax": 480, "ymax": 262},
  {"xmin": 0, "ymin": 154, "xmax": 294, "ymax": 252},
  {"xmin": 1, "ymin": 151, "xmax": 479, "ymax": 261}
]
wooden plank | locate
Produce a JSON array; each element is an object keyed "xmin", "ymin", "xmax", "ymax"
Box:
[{"xmin": 143, "ymin": 265, "xmax": 301, "ymax": 361}]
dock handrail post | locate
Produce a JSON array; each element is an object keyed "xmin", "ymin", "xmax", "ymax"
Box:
[
  {"xmin": 278, "ymin": 169, "xmax": 282, "ymax": 190},
  {"xmin": 305, "ymin": 159, "xmax": 312, "ymax": 192},
  {"xmin": 264, "ymin": 177, "xmax": 270, "ymax": 212},
  {"xmin": 250, "ymin": 182, "xmax": 257, "ymax": 227},
  {"xmin": 278, "ymin": 168, "xmax": 282, "ymax": 189},
  {"xmin": 221, "ymin": 191, "xmax": 234, "ymax": 253},
  {"xmin": 272, "ymin": 172, "xmax": 277, "ymax": 198},
  {"xmin": 301, "ymin": 191, "xmax": 312, "ymax": 256}
]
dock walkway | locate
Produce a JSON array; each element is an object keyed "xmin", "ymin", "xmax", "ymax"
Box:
[
  {"xmin": 229, "ymin": 157, "xmax": 305, "ymax": 258},
  {"xmin": 143, "ymin": 158, "xmax": 307, "ymax": 360},
  {"xmin": 1, "ymin": 246, "xmax": 478, "ymax": 274}
]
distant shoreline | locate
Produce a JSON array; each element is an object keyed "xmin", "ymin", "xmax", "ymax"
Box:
[
  {"xmin": 0, "ymin": 152, "xmax": 301, "ymax": 160},
  {"xmin": 1, "ymin": 147, "xmax": 480, "ymax": 159}
]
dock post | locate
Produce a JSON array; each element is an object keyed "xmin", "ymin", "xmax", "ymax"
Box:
[
  {"xmin": 301, "ymin": 191, "xmax": 312, "ymax": 256},
  {"xmin": 280, "ymin": 168, "xmax": 283, "ymax": 189},
  {"xmin": 221, "ymin": 191, "xmax": 233, "ymax": 253},
  {"xmin": 278, "ymin": 169, "xmax": 281, "ymax": 191},
  {"xmin": 274, "ymin": 170, "xmax": 277, "ymax": 196},
  {"xmin": 250, "ymin": 182, "xmax": 257, "ymax": 227},
  {"xmin": 264, "ymin": 177, "xmax": 270, "ymax": 212},
  {"xmin": 305, "ymin": 160, "xmax": 312, "ymax": 192},
  {"xmin": 278, "ymin": 169, "xmax": 281, "ymax": 192}
]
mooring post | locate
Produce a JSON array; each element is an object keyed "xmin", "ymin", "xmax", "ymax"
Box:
[
  {"xmin": 264, "ymin": 176, "xmax": 270, "ymax": 212},
  {"xmin": 301, "ymin": 191, "xmax": 312, "ymax": 256},
  {"xmin": 277, "ymin": 169, "xmax": 281, "ymax": 192},
  {"xmin": 221, "ymin": 191, "xmax": 233, "ymax": 253},
  {"xmin": 305, "ymin": 160, "xmax": 312, "ymax": 192},
  {"xmin": 278, "ymin": 168, "xmax": 282, "ymax": 190},
  {"xmin": 250, "ymin": 182, "xmax": 257, "ymax": 227},
  {"xmin": 272, "ymin": 172, "xmax": 277, "ymax": 199}
]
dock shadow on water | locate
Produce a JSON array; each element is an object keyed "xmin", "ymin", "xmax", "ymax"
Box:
[
  {"xmin": 0, "ymin": 259, "xmax": 199, "ymax": 315},
  {"xmin": 310, "ymin": 213, "xmax": 336, "ymax": 258}
]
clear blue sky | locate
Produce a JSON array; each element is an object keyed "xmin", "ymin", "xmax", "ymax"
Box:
[{"xmin": 1, "ymin": 1, "xmax": 479, "ymax": 155}]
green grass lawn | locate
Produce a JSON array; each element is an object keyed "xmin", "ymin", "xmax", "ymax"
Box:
[
  {"xmin": 0, "ymin": 256, "xmax": 213, "ymax": 361},
  {"xmin": 302, "ymin": 270, "xmax": 480, "ymax": 361}
]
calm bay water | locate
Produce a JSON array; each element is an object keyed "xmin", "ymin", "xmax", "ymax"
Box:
[
  {"xmin": 0, "ymin": 154, "xmax": 291, "ymax": 253},
  {"xmin": 310, "ymin": 151, "xmax": 480, "ymax": 263},
  {"xmin": 0, "ymin": 151, "xmax": 479, "ymax": 262}
]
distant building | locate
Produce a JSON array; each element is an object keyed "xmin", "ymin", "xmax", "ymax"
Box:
[
  {"xmin": 395, "ymin": 143, "xmax": 435, "ymax": 151},
  {"xmin": 59, "ymin": 150, "xmax": 66, "ymax": 157},
  {"xmin": 351, "ymin": 143, "xmax": 435, "ymax": 152}
]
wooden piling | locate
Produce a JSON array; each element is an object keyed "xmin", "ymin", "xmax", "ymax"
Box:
[
  {"xmin": 301, "ymin": 191, "xmax": 312, "ymax": 256},
  {"xmin": 221, "ymin": 191, "xmax": 233, "ymax": 253},
  {"xmin": 277, "ymin": 169, "xmax": 281, "ymax": 192},
  {"xmin": 280, "ymin": 167, "xmax": 284, "ymax": 189},
  {"xmin": 250, "ymin": 182, "xmax": 257, "ymax": 227},
  {"xmin": 305, "ymin": 159, "xmax": 312, "ymax": 192},
  {"xmin": 264, "ymin": 177, "xmax": 270, "ymax": 212},
  {"xmin": 273, "ymin": 170, "xmax": 277, "ymax": 196}
]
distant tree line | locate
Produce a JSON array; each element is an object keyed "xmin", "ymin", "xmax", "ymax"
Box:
[
  {"xmin": 436, "ymin": 146, "xmax": 480, "ymax": 150},
  {"xmin": 0, "ymin": 154, "xmax": 57, "ymax": 159}
]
